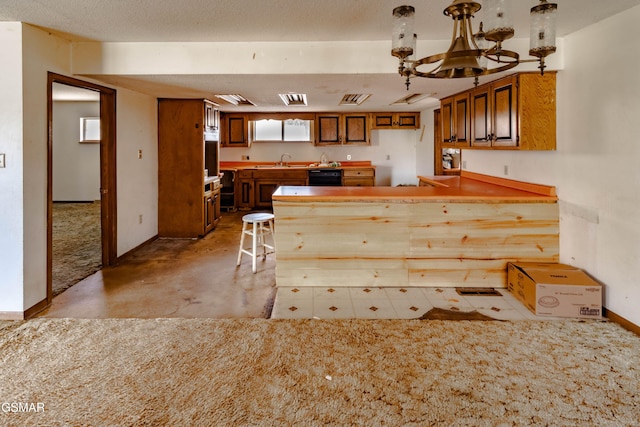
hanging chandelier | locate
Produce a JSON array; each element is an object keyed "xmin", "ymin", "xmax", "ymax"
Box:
[{"xmin": 391, "ymin": 0, "xmax": 558, "ymax": 89}]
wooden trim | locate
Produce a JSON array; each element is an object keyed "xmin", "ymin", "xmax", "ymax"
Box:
[
  {"xmin": 604, "ymin": 308, "xmax": 640, "ymax": 336},
  {"xmin": 462, "ymin": 170, "xmax": 557, "ymax": 197},
  {"xmin": 24, "ymin": 298, "xmax": 49, "ymax": 319},
  {"xmin": 417, "ymin": 176, "xmax": 449, "ymax": 187},
  {"xmin": 47, "ymin": 73, "xmax": 118, "ymax": 306}
]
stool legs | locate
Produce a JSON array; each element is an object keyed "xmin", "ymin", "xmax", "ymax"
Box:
[
  {"xmin": 251, "ymin": 220, "xmax": 258, "ymax": 273},
  {"xmin": 237, "ymin": 217, "xmax": 275, "ymax": 274}
]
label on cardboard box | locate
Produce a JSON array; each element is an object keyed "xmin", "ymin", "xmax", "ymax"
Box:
[{"xmin": 507, "ymin": 262, "xmax": 602, "ymax": 319}]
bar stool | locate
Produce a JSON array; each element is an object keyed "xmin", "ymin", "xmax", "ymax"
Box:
[{"xmin": 236, "ymin": 212, "xmax": 275, "ymax": 273}]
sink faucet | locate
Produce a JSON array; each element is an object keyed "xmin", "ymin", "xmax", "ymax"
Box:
[{"xmin": 279, "ymin": 153, "xmax": 292, "ymax": 167}]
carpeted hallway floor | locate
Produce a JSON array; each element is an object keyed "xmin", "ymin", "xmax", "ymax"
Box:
[{"xmin": 52, "ymin": 202, "xmax": 102, "ymax": 296}]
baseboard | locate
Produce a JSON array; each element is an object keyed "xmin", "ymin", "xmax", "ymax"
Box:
[
  {"xmin": 117, "ymin": 234, "xmax": 159, "ymax": 262},
  {"xmin": 604, "ymin": 307, "xmax": 640, "ymax": 336},
  {"xmin": 0, "ymin": 311, "xmax": 25, "ymax": 320},
  {"xmin": 1, "ymin": 298, "xmax": 49, "ymax": 320}
]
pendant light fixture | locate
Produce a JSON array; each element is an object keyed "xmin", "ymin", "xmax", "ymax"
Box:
[{"xmin": 391, "ymin": 0, "xmax": 558, "ymax": 89}]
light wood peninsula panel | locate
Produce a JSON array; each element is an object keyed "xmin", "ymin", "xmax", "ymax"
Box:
[{"xmin": 272, "ymin": 172, "xmax": 558, "ymax": 288}]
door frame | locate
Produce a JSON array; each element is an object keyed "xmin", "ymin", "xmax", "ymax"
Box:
[{"xmin": 46, "ymin": 72, "xmax": 117, "ymax": 304}]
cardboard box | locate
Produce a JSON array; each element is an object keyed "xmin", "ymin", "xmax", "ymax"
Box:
[{"xmin": 507, "ymin": 262, "xmax": 602, "ymax": 318}]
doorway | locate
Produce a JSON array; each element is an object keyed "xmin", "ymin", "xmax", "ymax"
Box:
[{"xmin": 47, "ymin": 73, "xmax": 117, "ymax": 304}]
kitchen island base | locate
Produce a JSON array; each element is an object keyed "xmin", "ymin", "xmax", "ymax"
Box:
[{"xmin": 272, "ymin": 173, "xmax": 559, "ymax": 288}]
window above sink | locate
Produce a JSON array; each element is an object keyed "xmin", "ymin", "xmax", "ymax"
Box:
[{"xmin": 250, "ymin": 118, "xmax": 313, "ymax": 143}]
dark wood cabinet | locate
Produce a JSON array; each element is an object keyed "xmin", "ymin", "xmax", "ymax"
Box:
[
  {"xmin": 371, "ymin": 112, "xmax": 420, "ymax": 129},
  {"xmin": 158, "ymin": 98, "xmax": 220, "ymax": 238},
  {"xmin": 440, "ymin": 93, "xmax": 470, "ymax": 147},
  {"xmin": 467, "ymin": 72, "xmax": 556, "ymax": 150},
  {"xmin": 221, "ymin": 113, "xmax": 249, "ymax": 147},
  {"xmin": 315, "ymin": 113, "xmax": 370, "ymax": 145},
  {"xmin": 204, "ymin": 188, "xmax": 220, "ymax": 235},
  {"xmin": 471, "ymin": 75, "xmax": 518, "ymax": 147}
]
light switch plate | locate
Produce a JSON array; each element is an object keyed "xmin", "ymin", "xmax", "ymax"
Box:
[{"xmin": 0, "ymin": 153, "xmax": 5, "ymax": 168}]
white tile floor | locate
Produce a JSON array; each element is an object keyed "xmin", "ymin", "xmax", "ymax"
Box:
[{"xmin": 271, "ymin": 286, "xmax": 559, "ymax": 320}]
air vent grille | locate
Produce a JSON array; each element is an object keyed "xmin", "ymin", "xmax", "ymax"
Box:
[
  {"xmin": 456, "ymin": 288, "xmax": 503, "ymax": 296},
  {"xmin": 214, "ymin": 94, "xmax": 255, "ymax": 106},
  {"xmin": 279, "ymin": 93, "xmax": 307, "ymax": 106},
  {"xmin": 391, "ymin": 93, "xmax": 430, "ymax": 105},
  {"xmin": 339, "ymin": 94, "xmax": 371, "ymax": 106}
]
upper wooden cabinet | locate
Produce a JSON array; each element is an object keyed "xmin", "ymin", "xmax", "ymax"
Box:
[
  {"xmin": 440, "ymin": 93, "xmax": 471, "ymax": 147},
  {"xmin": 315, "ymin": 113, "xmax": 370, "ymax": 145},
  {"xmin": 470, "ymin": 75, "xmax": 518, "ymax": 148},
  {"xmin": 371, "ymin": 112, "xmax": 420, "ymax": 130},
  {"xmin": 221, "ymin": 113, "xmax": 249, "ymax": 147},
  {"xmin": 451, "ymin": 72, "xmax": 556, "ymax": 150}
]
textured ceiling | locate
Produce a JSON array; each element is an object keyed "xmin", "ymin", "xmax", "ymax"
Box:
[{"xmin": 5, "ymin": 0, "xmax": 640, "ymax": 109}]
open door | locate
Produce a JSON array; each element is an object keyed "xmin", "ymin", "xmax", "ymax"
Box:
[{"xmin": 47, "ymin": 73, "xmax": 117, "ymax": 304}]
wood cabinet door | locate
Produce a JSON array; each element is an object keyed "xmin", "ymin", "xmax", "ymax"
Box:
[
  {"xmin": 396, "ymin": 112, "xmax": 419, "ymax": 128},
  {"xmin": 491, "ymin": 76, "xmax": 518, "ymax": 147},
  {"xmin": 204, "ymin": 194, "xmax": 215, "ymax": 234},
  {"xmin": 453, "ymin": 93, "xmax": 470, "ymax": 146},
  {"xmin": 254, "ymin": 181, "xmax": 280, "ymax": 209},
  {"xmin": 440, "ymin": 97, "xmax": 454, "ymax": 145},
  {"xmin": 204, "ymin": 101, "xmax": 219, "ymax": 131},
  {"xmin": 343, "ymin": 114, "xmax": 369, "ymax": 144},
  {"xmin": 315, "ymin": 114, "xmax": 341, "ymax": 145},
  {"xmin": 238, "ymin": 179, "xmax": 253, "ymax": 209},
  {"xmin": 470, "ymin": 87, "xmax": 492, "ymax": 147},
  {"xmin": 372, "ymin": 113, "xmax": 394, "ymax": 129},
  {"xmin": 224, "ymin": 114, "xmax": 248, "ymax": 147}
]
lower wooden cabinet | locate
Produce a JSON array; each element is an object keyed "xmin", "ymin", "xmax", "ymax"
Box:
[
  {"xmin": 237, "ymin": 168, "xmax": 308, "ymax": 210},
  {"xmin": 203, "ymin": 188, "xmax": 221, "ymax": 234},
  {"xmin": 342, "ymin": 168, "xmax": 375, "ymax": 186}
]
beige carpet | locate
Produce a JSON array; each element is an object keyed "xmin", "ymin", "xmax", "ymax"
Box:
[
  {"xmin": 0, "ymin": 319, "xmax": 638, "ymax": 426},
  {"xmin": 52, "ymin": 202, "xmax": 102, "ymax": 296}
]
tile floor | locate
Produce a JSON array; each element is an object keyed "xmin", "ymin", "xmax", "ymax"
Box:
[{"xmin": 271, "ymin": 286, "xmax": 555, "ymax": 320}]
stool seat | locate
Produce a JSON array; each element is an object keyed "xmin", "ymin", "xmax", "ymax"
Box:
[{"xmin": 237, "ymin": 213, "xmax": 275, "ymax": 273}]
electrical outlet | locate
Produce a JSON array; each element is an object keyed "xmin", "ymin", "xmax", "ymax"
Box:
[
  {"xmin": 242, "ymin": 155, "xmax": 250, "ymax": 160},
  {"xmin": 138, "ymin": 214, "xmax": 143, "ymax": 224},
  {"xmin": 386, "ymin": 154, "xmax": 391, "ymax": 160},
  {"xmin": 462, "ymin": 160, "xmax": 467, "ymax": 169},
  {"xmin": 504, "ymin": 165, "xmax": 509, "ymax": 175},
  {"xmin": 0, "ymin": 153, "xmax": 5, "ymax": 168},
  {"xmin": 347, "ymin": 154, "xmax": 352, "ymax": 161},
  {"xmin": 138, "ymin": 150, "xmax": 142, "ymax": 159}
]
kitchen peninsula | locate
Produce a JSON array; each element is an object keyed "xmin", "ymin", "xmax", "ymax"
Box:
[{"xmin": 272, "ymin": 171, "xmax": 559, "ymax": 288}]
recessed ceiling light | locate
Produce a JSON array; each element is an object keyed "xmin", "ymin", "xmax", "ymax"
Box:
[
  {"xmin": 339, "ymin": 94, "xmax": 371, "ymax": 106},
  {"xmin": 279, "ymin": 93, "xmax": 307, "ymax": 106},
  {"xmin": 214, "ymin": 94, "xmax": 255, "ymax": 106},
  {"xmin": 391, "ymin": 93, "xmax": 430, "ymax": 105}
]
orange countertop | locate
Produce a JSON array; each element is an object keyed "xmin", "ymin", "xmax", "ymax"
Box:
[
  {"xmin": 272, "ymin": 171, "xmax": 557, "ymax": 203},
  {"xmin": 220, "ymin": 161, "xmax": 373, "ymax": 170}
]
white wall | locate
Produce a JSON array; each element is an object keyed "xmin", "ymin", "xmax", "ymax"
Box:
[
  {"xmin": 0, "ymin": 23, "xmax": 159, "ymax": 316},
  {"xmin": 0, "ymin": 22, "xmax": 25, "ymax": 314},
  {"xmin": 115, "ymin": 88, "xmax": 158, "ymax": 256},
  {"xmin": 220, "ymin": 129, "xmax": 421, "ymax": 186},
  {"xmin": 461, "ymin": 6, "xmax": 640, "ymax": 325},
  {"xmin": 52, "ymin": 101, "xmax": 101, "ymax": 201}
]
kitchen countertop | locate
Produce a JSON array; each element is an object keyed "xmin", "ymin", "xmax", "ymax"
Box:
[
  {"xmin": 272, "ymin": 171, "xmax": 557, "ymax": 203},
  {"xmin": 220, "ymin": 161, "xmax": 374, "ymax": 170}
]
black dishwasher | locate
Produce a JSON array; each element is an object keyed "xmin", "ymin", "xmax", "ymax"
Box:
[{"xmin": 307, "ymin": 168, "xmax": 343, "ymax": 186}]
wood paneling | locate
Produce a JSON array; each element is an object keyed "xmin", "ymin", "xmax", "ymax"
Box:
[{"xmin": 273, "ymin": 198, "xmax": 558, "ymax": 288}]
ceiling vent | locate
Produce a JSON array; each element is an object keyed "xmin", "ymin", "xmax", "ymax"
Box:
[
  {"xmin": 214, "ymin": 94, "xmax": 256, "ymax": 106},
  {"xmin": 391, "ymin": 93, "xmax": 430, "ymax": 105},
  {"xmin": 279, "ymin": 93, "xmax": 307, "ymax": 106},
  {"xmin": 339, "ymin": 94, "xmax": 371, "ymax": 106}
]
